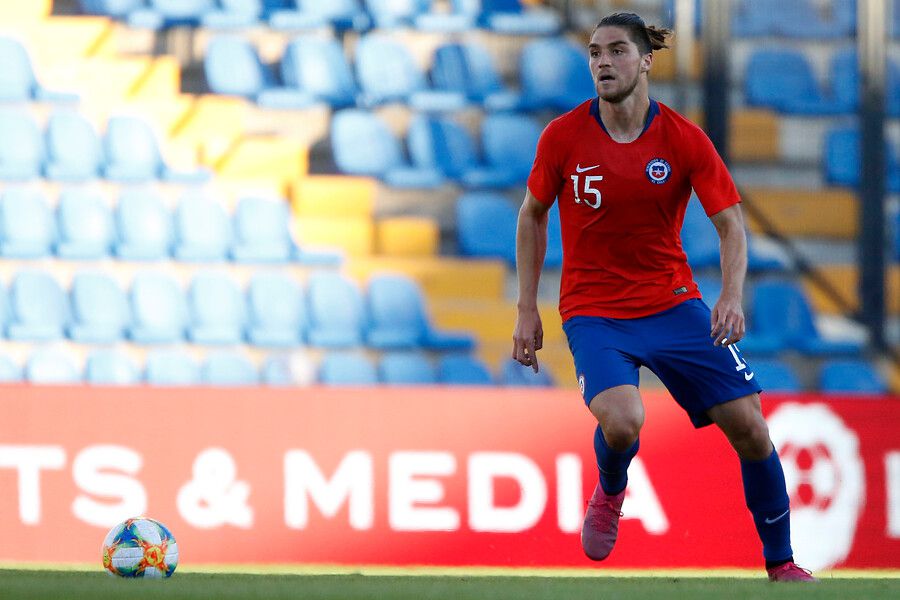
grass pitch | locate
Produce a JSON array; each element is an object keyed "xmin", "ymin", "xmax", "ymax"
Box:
[{"xmin": 0, "ymin": 567, "xmax": 898, "ymax": 600}]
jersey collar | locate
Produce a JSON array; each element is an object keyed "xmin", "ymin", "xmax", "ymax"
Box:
[{"xmin": 590, "ymin": 97, "xmax": 659, "ymax": 139}]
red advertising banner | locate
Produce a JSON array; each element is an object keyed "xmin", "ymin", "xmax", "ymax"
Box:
[{"xmin": 0, "ymin": 386, "xmax": 897, "ymax": 571}]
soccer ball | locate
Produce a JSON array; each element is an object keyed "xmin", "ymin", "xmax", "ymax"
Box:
[{"xmin": 101, "ymin": 517, "xmax": 179, "ymax": 578}]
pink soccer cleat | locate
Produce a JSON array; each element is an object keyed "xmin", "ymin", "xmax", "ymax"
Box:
[
  {"xmin": 581, "ymin": 483, "xmax": 626, "ymax": 561},
  {"xmin": 767, "ymin": 562, "xmax": 817, "ymax": 582}
]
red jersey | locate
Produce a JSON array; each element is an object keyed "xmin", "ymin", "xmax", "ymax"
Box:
[{"xmin": 527, "ymin": 98, "xmax": 741, "ymax": 320}]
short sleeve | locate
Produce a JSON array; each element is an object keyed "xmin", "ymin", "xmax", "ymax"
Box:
[
  {"xmin": 689, "ymin": 128, "xmax": 741, "ymax": 217},
  {"xmin": 526, "ymin": 121, "xmax": 565, "ymax": 206}
]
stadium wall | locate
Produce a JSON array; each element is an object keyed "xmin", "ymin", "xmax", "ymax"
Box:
[{"xmin": 0, "ymin": 387, "xmax": 897, "ymax": 571}]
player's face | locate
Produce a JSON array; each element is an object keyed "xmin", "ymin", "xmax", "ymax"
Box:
[{"xmin": 588, "ymin": 26, "xmax": 650, "ymax": 103}]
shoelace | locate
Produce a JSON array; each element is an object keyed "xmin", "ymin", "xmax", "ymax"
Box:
[{"xmin": 585, "ymin": 499, "xmax": 623, "ymax": 531}]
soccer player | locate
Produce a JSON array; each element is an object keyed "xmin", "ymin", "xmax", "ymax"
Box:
[{"xmin": 512, "ymin": 12, "xmax": 814, "ymax": 582}]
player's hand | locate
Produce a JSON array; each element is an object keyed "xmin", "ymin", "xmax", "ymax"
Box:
[
  {"xmin": 512, "ymin": 306, "xmax": 543, "ymax": 373},
  {"xmin": 710, "ymin": 293, "xmax": 745, "ymax": 347}
]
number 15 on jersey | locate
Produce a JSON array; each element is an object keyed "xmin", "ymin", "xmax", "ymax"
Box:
[{"xmin": 570, "ymin": 174, "xmax": 603, "ymax": 209}]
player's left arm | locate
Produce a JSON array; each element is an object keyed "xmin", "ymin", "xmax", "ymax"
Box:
[{"xmin": 708, "ymin": 204, "xmax": 748, "ymax": 347}]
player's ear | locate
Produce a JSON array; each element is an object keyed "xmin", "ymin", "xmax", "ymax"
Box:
[{"xmin": 641, "ymin": 52, "xmax": 653, "ymax": 73}]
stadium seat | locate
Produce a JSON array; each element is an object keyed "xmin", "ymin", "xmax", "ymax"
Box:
[
  {"xmin": 415, "ymin": 0, "xmax": 474, "ymax": 30},
  {"xmin": 500, "ymin": 358, "xmax": 554, "ymax": 387},
  {"xmin": 744, "ymin": 48, "xmax": 848, "ymax": 115},
  {"xmin": 127, "ymin": 0, "xmax": 216, "ymax": 29},
  {"xmin": 354, "ymin": 33, "xmax": 467, "ymax": 111},
  {"xmin": 8, "ymin": 271, "xmax": 68, "ymax": 341},
  {"xmin": 456, "ymin": 192, "xmax": 517, "ymax": 264},
  {"xmin": 774, "ymin": 0, "xmax": 855, "ymax": 39},
  {"xmin": 0, "ymin": 189, "xmax": 55, "ymax": 258},
  {"xmin": 85, "ymin": 349, "xmax": 141, "ymax": 385},
  {"xmin": 0, "ymin": 36, "xmax": 76, "ymax": 102},
  {"xmin": 44, "ymin": 111, "xmax": 104, "ymax": 181},
  {"xmin": 519, "ymin": 37, "xmax": 594, "ymax": 111},
  {"xmin": 330, "ymin": 109, "xmax": 443, "ymax": 187},
  {"xmin": 280, "ymin": 36, "xmax": 358, "ymax": 108},
  {"xmin": 0, "ymin": 354, "xmax": 21, "ymax": 383},
  {"xmin": 480, "ymin": 113, "xmax": 541, "ymax": 184},
  {"xmin": 104, "ymin": 116, "xmax": 210, "ymax": 182},
  {"xmin": 270, "ymin": 0, "xmax": 370, "ymax": 30},
  {"xmin": 173, "ymin": 194, "xmax": 233, "ymax": 261},
  {"xmin": 545, "ymin": 201, "xmax": 563, "ymax": 268},
  {"xmin": 25, "ymin": 348, "xmax": 81, "ymax": 385},
  {"xmin": 318, "ymin": 350, "xmax": 378, "ymax": 385},
  {"xmin": 307, "ymin": 271, "xmax": 366, "ymax": 348},
  {"xmin": 261, "ymin": 350, "xmax": 316, "ymax": 386},
  {"xmin": 364, "ymin": 0, "xmax": 427, "ymax": 28},
  {"xmin": 681, "ymin": 197, "xmax": 721, "ymax": 270},
  {"xmin": 379, "ymin": 351, "xmax": 437, "ymax": 384},
  {"xmin": 231, "ymin": 197, "xmax": 295, "ymax": 262},
  {"xmin": 406, "ymin": 114, "xmax": 517, "ymax": 189},
  {"xmin": 127, "ymin": 271, "xmax": 189, "ymax": 344},
  {"xmin": 55, "ymin": 190, "xmax": 115, "ymax": 259},
  {"xmin": 437, "ymin": 353, "xmax": 494, "ymax": 385},
  {"xmin": 202, "ymin": 351, "xmax": 259, "ymax": 386},
  {"xmin": 67, "ymin": 272, "xmax": 130, "ymax": 343},
  {"xmin": 78, "ymin": 0, "xmax": 143, "ymax": 18},
  {"xmin": 823, "ymin": 127, "xmax": 900, "ymax": 192},
  {"xmin": 748, "ymin": 358, "xmax": 802, "ymax": 392},
  {"xmin": 201, "ymin": 0, "xmax": 264, "ymax": 28},
  {"xmin": 478, "ymin": 0, "xmax": 561, "ymax": 35},
  {"xmin": 187, "ymin": 272, "xmax": 246, "ymax": 344},
  {"xmin": 246, "ymin": 272, "xmax": 306, "ymax": 347},
  {"xmin": 366, "ymin": 274, "xmax": 475, "ymax": 350},
  {"xmin": 820, "ymin": 358, "xmax": 888, "ymax": 394},
  {"xmin": 115, "ymin": 189, "xmax": 172, "ymax": 260},
  {"xmin": 430, "ymin": 42, "xmax": 520, "ymax": 111},
  {"xmin": 829, "ymin": 49, "xmax": 900, "ymax": 118},
  {"xmin": 204, "ymin": 36, "xmax": 318, "ymax": 108},
  {"xmin": 0, "ymin": 108, "xmax": 44, "ymax": 180},
  {"xmin": 145, "ymin": 349, "xmax": 200, "ymax": 386},
  {"xmin": 694, "ymin": 275, "xmax": 723, "ymax": 308}
]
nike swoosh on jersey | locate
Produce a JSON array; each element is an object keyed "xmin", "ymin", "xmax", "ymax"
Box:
[
  {"xmin": 764, "ymin": 509, "xmax": 789, "ymax": 524},
  {"xmin": 575, "ymin": 164, "xmax": 600, "ymax": 173},
  {"xmin": 744, "ymin": 371, "xmax": 755, "ymax": 381}
]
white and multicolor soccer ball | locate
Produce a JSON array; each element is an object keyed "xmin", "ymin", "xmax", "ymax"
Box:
[{"xmin": 101, "ymin": 517, "xmax": 179, "ymax": 578}]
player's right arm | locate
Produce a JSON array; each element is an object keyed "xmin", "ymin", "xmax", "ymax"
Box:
[{"xmin": 513, "ymin": 188, "xmax": 550, "ymax": 373}]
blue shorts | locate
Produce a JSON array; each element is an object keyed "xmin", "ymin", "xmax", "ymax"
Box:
[{"xmin": 562, "ymin": 299, "xmax": 763, "ymax": 428}]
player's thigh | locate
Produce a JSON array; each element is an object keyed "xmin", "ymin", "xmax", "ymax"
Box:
[
  {"xmin": 563, "ymin": 316, "xmax": 642, "ymax": 407},
  {"xmin": 706, "ymin": 392, "xmax": 772, "ymax": 459}
]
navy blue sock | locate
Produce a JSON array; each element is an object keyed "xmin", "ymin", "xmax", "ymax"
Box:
[
  {"xmin": 593, "ymin": 425, "xmax": 639, "ymax": 495},
  {"xmin": 740, "ymin": 448, "xmax": 793, "ymax": 562}
]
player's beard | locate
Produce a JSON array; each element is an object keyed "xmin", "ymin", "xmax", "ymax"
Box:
[{"xmin": 597, "ymin": 70, "xmax": 641, "ymax": 104}]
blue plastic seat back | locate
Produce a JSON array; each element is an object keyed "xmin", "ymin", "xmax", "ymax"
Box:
[
  {"xmin": 10, "ymin": 271, "xmax": 68, "ymax": 336},
  {"xmin": 380, "ymin": 351, "xmax": 436, "ymax": 384},
  {"xmin": 749, "ymin": 358, "xmax": 801, "ymax": 392},
  {"xmin": 438, "ymin": 354, "xmax": 493, "ymax": 385},
  {"xmin": 0, "ymin": 189, "xmax": 55, "ymax": 257},
  {"xmin": 104, "ymin": 116, "xmax": 164, "ymax": 179},
  {"xmin": 221, "ymin": 0, "xmax": 263, "ymax": 13},
  {"xmin": 247, "ymin": 272, "xmax": 306, "ymax": 334},
  {"xmin": 26, "ymin": 348, "xmax": 81, "ymax": 384},
  {"xmin": 331, "ymin": 109, "xmax": 402, "ymax": 176},
  {"xmin": 456, "ymin": 192, "xmax": 517, "ymax": 263},
  {"xmin": 149, "ymin": 0, "xmax": 216, "ymax": 19},
  {"xmin": 308, "ymin": 271, "xmax": 366, "ymax": 333},
  {"xmin": 145, "ymin": 349, "xmax": 200, "ymax": 386},
  {"xmin": 355, "ymin": 33, "xmax": 425, "ymax": 103},
  {"xmin": 232, "ymin": 197, "xmax": 293, "ymax": 259},
  {"xmin": 116, "ymin": 189, "xmax": 172, "ymax": 258},
  {"xmin": 189, "ymin": 271, "xmax": 247, "ymax": 333},
  {"xmin": 824, "ymin": 126, "xmax": 860, "ymax": 186},
  {"xmin": 281, "ymin": 36, "xmax": 357, "ymax": 107},
  {"xmin": 204, "ymin": 36, "xmax": 267, "ymax": 97},
  {"xmin": 173, "ymin": 194, "xmax": 232, "ymax": 260},
  {"xmin": 79, "ymin": 0, "xmax": 143, "ymax": 17},
  {"xmin": 365, "ymin": 0, "xmax": 428, "ymax": 26},
  {"xmin": 481, "ymin": 113, "xmax": 540, "ymax": 181},
  {"xmin": 520, "ymin": 38, "xmax": 594, "ymax": 110},
  {"xmin": 0, "ymin": 37, "xmax": 38, "ymax": 100},
  {"xmin": 203, "ymin": 351, "xmax": 259, "ymax": 386},
  {"xmin": 0, "ymin": 353, "xmax": 21, "ymax": 383},
  {"xmin": 85, "ymin": 349, "xmax": 140, "ymax": 385},
  {"xmin": 431, "ymin": 42, "xmax": 504, "ymax": 101},
  {"xmin": 680, "ymin": 196, "xmax": 720, "ymax": 269},
  {"xmin": 407, "ymin": 115, "xmax": 478, "ymax": 178},
  {"xmin": 830, "ymin": 48, "xmax": 860, "ymax": 111},
  {"xmin": 56, "ymin": 190, "xmax": 115, "ymax": 258},
  {"xmin": 367, "ymin": 273, "xmax": 427, "ymax": 334},
  {"xmin": 545, "ymin": 201, "xmax": 563, "ymax": 268},
  {"xmin": 70, "ymin": 272, "xmax": 130, "ymax": 336},
  {"xmin": 745, "ymin": 49, "xmax": 821, "ymax": 110},
  {"xmin": 0, "ymin": 108, "xmax": 44, "ymax": 178},
  {"xmin": 130, "ymin": 271, "xmax": 189, "ymax": 338},
  {"xmin": 694, "ymin": 275, "xmax": 723, "ymax": 308},
  {"xmin": 296, "ymin": 0, "xmax": 366, "ymax": 24},
  {"xmin": 820, "ymin": 359, "xmax": 887, "ymax": 393},
  {"xmin": 319, "ymin": 351, "xmax": 377, "ymax": 385},
  {"xmin": 501, "ymin": 357, "xmax": 553, "ymax": 387},
  {"xmin": 751, "ymin": 280, "xmax": 819, "ymax": 344},
  {"xmin": 45, "ymin": 111, "xmax": 104, "ymax": 179}
]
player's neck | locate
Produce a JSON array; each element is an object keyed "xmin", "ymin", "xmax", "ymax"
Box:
[{"xmin": 598, "ymin": 93, "xmax": 651, "ymax": 144}]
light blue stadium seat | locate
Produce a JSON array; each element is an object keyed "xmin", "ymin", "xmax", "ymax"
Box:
[
  {"xmin": 500, "ymin": 358, "xmax": 553, "ymax": 387},
  {"xmin": 271, "ymin": 0, "xmax": 370, "ymax": 31},
  {"xmin": 173, "ymin": 194, "xmax": 232, "ymax": 261},
  {"xmin": 456, "ymin": 192, "xmax": 517, "ymax": 264},
  {"xmin": 475, "ymin": 0, "xmax": 561, "ymax": 35},
  {"xmin": 127, "ymin": 0, "xmax": 216, "ymax": 29},
  {"xmin": 115, "ymin": 189, "xmax": 172, "ymax": 260},
  {"xmin": 438, "ymin": 353, "xmax": 493, "ymax": 385},
  {"xmin": 364, "ymin": 0, "xmax": 428, "ymax": 28},
  {"xmin": 25, "ymin": 348, "xmax": 81, "ymax": 385},
  {"xmin": 67, "ymin": 272, "xmax": 130, "ymax": 343},
  {"xmin": 745, "ymin": 48, "xmax": 848, "ymax": 115},
  {"xmin": 823, "ymin": 127, "xmax": 900, "ymax": 192},
  {"xmin": 280, "ymin": 36, "xmax": 358, "ymax": 108},
  {"xmin": 354, "ymin": 33, "xmax": 467, "ymax": 111},
  {"xmin": 202, "ymin": 0, "xmax": 264, "ymax": 28},
  {"xmin": 545, "ymin": 201, "xmax": 563, "ymax": 269},
  {"xmin": 0, "ymin": 37, "xmax": 76, "ymax": 102},
  {"xmin": 430, "ymin": 42, "xmax": 520, "ymax": 110},
  {"xmin": 44, "ymin": 111, "xmax": 104, "ymax": 181},
  {"xmin": 307, "ymin": 272, "xmax": 366, "ymax": 348},
  {"xmin": 85, "ymin": 349, "xmax": 140, "ymax": 385},
  {"xmin": 78, "ymin": 0, "xmax": 143, "ymax": 18},
  {"xmin": 775, "ymin": 0, "xmax": 855, "ymax": 39},
  {"xmin": 231, "ymin": 197, "xmax": 295, "ymax": 262},
  {"xmin": 406, "ymin": 115, "xmax": 517, "ymax": 189},
  {"xmin": 55, "ymin": 190, "xmax": 115, "ymax": 259},
  {"xmin": 0, "ymin": 108, "xmax": 44, "ymax": 180},
  {"xmin": 128, "ymin": 271, "xmax": 188, "ymax": 344},
  {"xmin": 680, "ymin": 197, "xmax": 720, "ymax": 270},
  {"xmin": 830, "ymin": 49, "xmax": 900, "ymax": 118},
  {"xmin": 318, "ymin": 351, "xmax": 378, "ymax": 385},
  {"xmin": 145, "ymin": 349, "xmax": 200, "ymax": 386},
  {"xmin": 480, "ymin": 112, "xmax": 541, "ymax": 184},
  {"xmin": 0, "ymin": 283, "xmax": 9, "ymax": 334},
  {"xmin": 8, "ymin": 271, "xmax": 68, "ymax": 341},
  {"xmin": 694, "ymin": 275, "xmax": 723, "ymax": 308},
  {"xmin": 748, "ymin": 358, "xmax": 802, "ymax": 392},
  {"xmin": 188, "ymin": 272, "xmax": 246, "ymax": 344},
  {"xmin": 379, "ymin": 351, "xmax": 436, "ymax": 384},
  {"xmin": 519, "ymin": 37, "xmax": 594, "ymax": 111},
  {"xmin": 820, "ymin": 358, "xmax": 888, "ymax": 394},
  {"xmin": 751, "ymin": 280, "xmax": 863, "ymax": 356},
  {"xmin": 0, "ymin": 354, "xmax": 21, "ymax": 383},
  {"xmin": 202, "ymin": 351, "xmax": 259, "ymax": 386},
  {"xmin": 247, "ymin": 272, "xmax": 306, "ymax": 346},
  {"xmin": 330, "ymin": 109, "xmax": 443, "ymax": 187},
  {"xmin": 204, "ymin": 36, "xmax": 318, "ymax": 108},
  {"xmin": 415, "ymin": 0, "xmax": 474, "ymax": 30},
  {"xmin": 366, "ymin": 273, "xmax": 475, "ymax": 350},
  {"xmin": 104, "ymin": 116, "xmax": 211, "ymax": 182},
  {"xmin": 0, "ymin": 189, "xmax": 55, "ymax": 258},
  {"xmin": 261, "ymin": 351, "xmax": 316, "ymax": 386}
]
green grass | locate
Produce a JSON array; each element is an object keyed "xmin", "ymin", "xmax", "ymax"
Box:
[{"xmin": 0, "ymin": 568, "xmax": 898, "ymax": 600}]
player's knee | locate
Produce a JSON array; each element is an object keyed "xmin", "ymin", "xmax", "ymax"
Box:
[
  {"xmin": 729, "ymin": 418, "xmax": 772, "ymax": 459},
  {"xmin": 603, "ymin": 417, "xmax": 642, "ymax": 451}
]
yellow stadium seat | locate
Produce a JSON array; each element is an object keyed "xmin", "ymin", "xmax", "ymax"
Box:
[
  {"xmin": 42, "ymin": 57, "xmax": 153, "ymax": 107},
  {"xmin": 171, "ymin": 95, "xmax": 248, "ymax": 165},
  {"xmin": 742, "ymin": 187, "xmax": 857, "ymax": 239},
  {"xmin": 293, "ymin": 216, "xmax": 375, "ymax": 257},
  {"xmin": 213, "ymin": 136, "xmax": 308, "ymax": 184},
  {"xmin": 650, "ymin": 39, "xmax": 703, "ymax": 81},
  {"xmin": 803, "ymin": 265, "xmax": 900, "ymax": 315},
  {"xmin": 346, "ymin": 257, "xmax": 506, "ymax": 300},
  {"xmin": 376, "ymin": 217, "xmax": 440, "ymax": 257},
  {"xmin": 688, "ymin": 108, "xmax": 780, "ymax": 162},
  {"xmin": 128, "ymin": 56, "xmax": 181, "ymax": 100},
  {"xmin": 0, "ymin": 0, "xmax": 51, "ymax": 20},
  {"xmin": 430, "ymin": 299, "xmax": 562, "ymax": 344},
  {"xmin": 291, "ymin": 176, "xmax": 376, "ymax": 218},
  {"xmin": 3, "ymin": 17, "xmax": 112, "ymax": 68}
]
